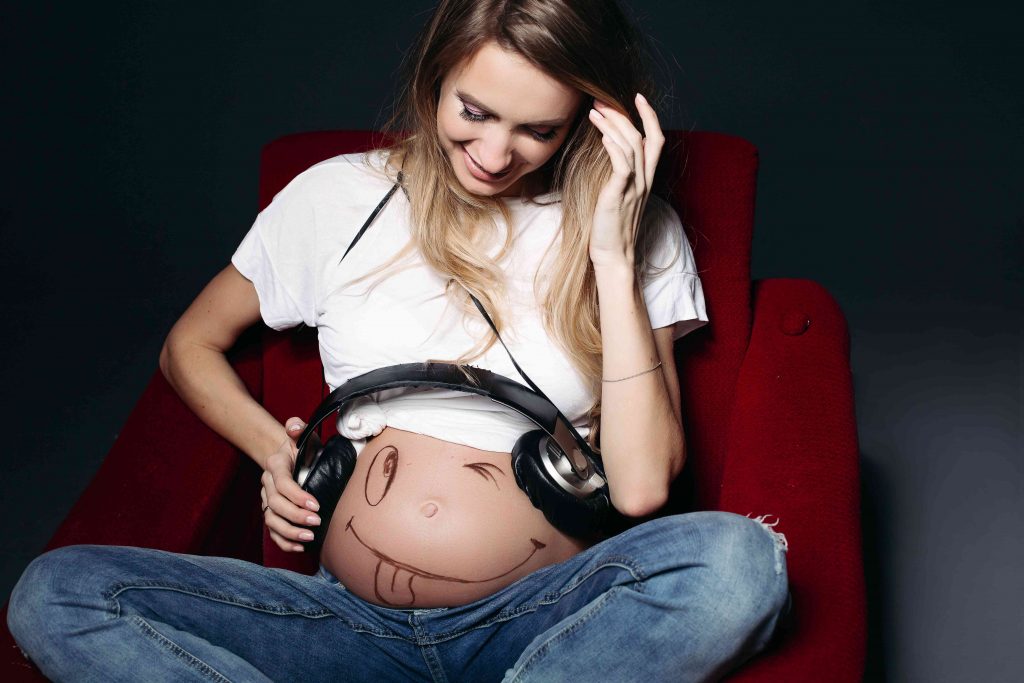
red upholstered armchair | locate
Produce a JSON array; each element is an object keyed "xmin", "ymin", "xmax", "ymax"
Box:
[{"xmin": 2, "ymin": 130, "xmax": 866, "ymax": 681}]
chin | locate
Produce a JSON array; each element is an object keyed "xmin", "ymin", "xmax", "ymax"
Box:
[
  {"xmin": 455, "ymin": 170, "xmax": 501, "ymax": 195},
  {"xmin": 456, "ymin": 171, "xmax": 515, "ymax": 197}
]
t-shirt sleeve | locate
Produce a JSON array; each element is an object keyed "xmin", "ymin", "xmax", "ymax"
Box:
[
  {"xmin": 230, "ymin": 173, "xmax": 319, "ymax": 331},
  {"xmin": 640, "ymin": 195, "xmax": 710, "ymax": 341}
]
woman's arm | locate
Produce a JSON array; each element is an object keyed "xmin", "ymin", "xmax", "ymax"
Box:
[
  {"xmin": 594, "ymin": 263, "xmax": 685, "ymax": 518},
  {"xmin": 160, "ymin": 263, "xmax": 321, "ymax": 552},
  {"xmin": 585, "ymin": 94, "xmax": 683, "ymax": 518},
  {"xmin": 159, "ymin": 263, "xmax": 290, "ymax": 471}
]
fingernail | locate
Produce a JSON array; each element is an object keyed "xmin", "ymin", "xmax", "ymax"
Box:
[
  {"xmin": 306, "ymin": 500, "xmax": 320, "ymax": 511},
  {"xmin": 299, "ymin": 531, "xmax": 315, "ymax": 540},
  {"xmin": 288, "ymin": 424, "xmax": 303, "ymax": 432},
  {"xmin": 306, "ymin": 515, "xmax": 321, "ymax": 525},
  {"xmin": 636, "ymin": 92, "xmax": 647, "ymax": 102}
]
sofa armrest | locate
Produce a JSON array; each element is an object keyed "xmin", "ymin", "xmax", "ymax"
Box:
[
  {"xmin": 42, "ymin": 373, "xmax": 238, "ymax": 552},
  {"xmin": 43, "ymin": 331, "xmax": 263, "ymax": 554},
  {"xmin": 719, "ymin": 278, "xmax": 866, "ymax": 682},
  {"xmin": 1, "ymin": 332, "xmax": 265, "ymax": 681}
]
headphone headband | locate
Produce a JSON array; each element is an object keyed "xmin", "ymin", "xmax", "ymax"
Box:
[{"xmin": 295, "ymin": 362, "xmax": 606, "ymax": 494}]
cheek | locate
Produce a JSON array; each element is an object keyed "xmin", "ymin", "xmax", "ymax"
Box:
[
  {"xmin": 523, "ymin": 142, "xmax": 561, "ymax": 167},
  {"xmin": 438, "ymin": 110, "xmax": 474, "ymax": 145}
]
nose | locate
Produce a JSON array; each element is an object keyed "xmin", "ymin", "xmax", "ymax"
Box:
[{"xmin": 473, "ymin": 130, "xmax": 513, "ymax": 175}]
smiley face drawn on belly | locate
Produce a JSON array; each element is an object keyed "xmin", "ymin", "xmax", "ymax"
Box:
[
  {"xmin": 345, "ymin": 516, "xmax": 546, "ymax": 606},
  {"xmin": 349, "ymin": 443, "xmax": 547, "ymax": 606}
]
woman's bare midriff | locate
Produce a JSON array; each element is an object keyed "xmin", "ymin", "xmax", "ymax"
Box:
[{"xmin": 319, "ymin": 426, "xmax": 596, "ymax": 608}]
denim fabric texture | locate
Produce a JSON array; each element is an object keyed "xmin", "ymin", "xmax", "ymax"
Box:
[{"xmin": 8, "ymin": 511, "xmax": 790, "ymax": 682}]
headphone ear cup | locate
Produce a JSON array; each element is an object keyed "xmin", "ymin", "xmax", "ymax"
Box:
[
  {"xmin": 299, "ymin": 434, "xmax": 357, "ymax": 554},
  {"xmin": 511, "ymin": 429, "xmax": 611, "ymax": 539}
]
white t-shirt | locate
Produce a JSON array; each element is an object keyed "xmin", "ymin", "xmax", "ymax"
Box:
[{"xmin": 231, "ymin": 150, "xmax": 709, "ymax": 453}]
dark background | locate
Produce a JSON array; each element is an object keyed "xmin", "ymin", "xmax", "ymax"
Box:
[{"xmin": 1, "ymin": 2, "xmax": 1020, "ymax": 680}]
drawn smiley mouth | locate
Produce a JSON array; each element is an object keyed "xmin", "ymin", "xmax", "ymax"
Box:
[{"xmin": 345, "ymin": 515, "xmax": 546, "ymax": 606}]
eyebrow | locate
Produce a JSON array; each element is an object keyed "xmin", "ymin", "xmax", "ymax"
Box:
[{"xmin": 455, "ymin": 89, "xmax": 568, "ymax": 128}]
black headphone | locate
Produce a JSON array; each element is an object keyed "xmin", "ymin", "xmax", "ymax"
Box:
[
  {"xmin": 292, "ymin": 362, "xmax": 616, "ymax": 550},
  {"xmin": 290, "ymin": 170, "xmax": 620, "ymax": 551}
]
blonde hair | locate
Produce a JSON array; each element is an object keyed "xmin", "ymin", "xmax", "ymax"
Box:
[{"xmin": 348, "ymin": 0, "xmax": 679, "ymax": 451}]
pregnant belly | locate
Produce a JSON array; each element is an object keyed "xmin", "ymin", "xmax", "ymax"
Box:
[{"xmin": 319, "ymin": 426, "xmax": 595, "ymax": 608}]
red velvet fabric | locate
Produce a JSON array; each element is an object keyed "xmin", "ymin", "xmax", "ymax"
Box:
[{"xmin": 2, "ymin": 130, "xmax": 865, "ymax": 681}]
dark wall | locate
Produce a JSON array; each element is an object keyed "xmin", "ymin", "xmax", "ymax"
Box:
[{"xmin": 1, "ymin": 2, "xmax": 1020, "ymax": 681}]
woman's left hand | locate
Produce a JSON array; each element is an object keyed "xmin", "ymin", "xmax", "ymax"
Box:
[{"xmin": 586, "ymin": 93, "xmax": 665, "ymax": 269}]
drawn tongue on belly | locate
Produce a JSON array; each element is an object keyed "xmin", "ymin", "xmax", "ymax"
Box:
[{"xmin": 374, "ymin": 559, "xmax": 417, "ymax": 605}]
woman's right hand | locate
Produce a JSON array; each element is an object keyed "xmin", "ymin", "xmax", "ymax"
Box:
[{"xmin": 260, "ymin": 417, "xmax": 321, "ymax": 552}]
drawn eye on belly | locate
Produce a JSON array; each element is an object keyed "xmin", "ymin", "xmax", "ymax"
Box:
[
  {"xmin": 463, "ymin": 462, "xmax": 504, "ymax": 489},
  {"xmin": 365, "ymin": 445, "xmax": 399, "ymax": 506}
]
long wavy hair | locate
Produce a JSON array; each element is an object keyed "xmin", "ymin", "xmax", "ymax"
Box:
[{"xmin": 350, "ymin": 0, "xmax": 678, "ymax": 451}]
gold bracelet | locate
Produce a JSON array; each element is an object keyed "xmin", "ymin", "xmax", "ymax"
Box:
[{"xmin": 602, "ymin": 361, "xmax": 663, "ymax": 383}]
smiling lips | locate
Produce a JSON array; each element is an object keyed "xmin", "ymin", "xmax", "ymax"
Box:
[{"xmin": 345, "ymin": 515, "xmax": 546, "ymax": 606}]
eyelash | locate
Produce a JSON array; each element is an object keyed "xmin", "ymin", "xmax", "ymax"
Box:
[
  {"xmin": 464, "ymin": 462, "xmax": 503, "ymax": 487},
  {"xmin": 458, "ymin": 105, "xmax": 560, "ymax": 143}
]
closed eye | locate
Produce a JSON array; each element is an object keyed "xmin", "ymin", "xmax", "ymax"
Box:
[
  {"xmin": 463, "ymin": 462, "xmax": 505, "ymax": 489},
  {"xmin": 457, "ymin": 103, "xmax": 560, "ymax": 143}
]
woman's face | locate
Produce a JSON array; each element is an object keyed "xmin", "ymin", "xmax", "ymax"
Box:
[{"xmin": 436, "ymin": 41, "xmax": 583, "ymax": 198}]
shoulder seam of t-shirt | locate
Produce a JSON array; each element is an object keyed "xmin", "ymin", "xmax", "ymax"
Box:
[
  {"xmin": 263, "ymin": 149, "xmax": 394, "ymax": 210},
  {"xmin": 307, "ymin": 149, "xmax": 395, "ymax": 184},
  {"xmin": 255, "ymin": 148, "xmax": 397, "ymax": 326}
]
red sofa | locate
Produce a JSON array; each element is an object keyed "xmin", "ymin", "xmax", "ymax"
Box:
[{"xmin": 2, "ymin": 129, "xmax": 866, "ymax": 681}]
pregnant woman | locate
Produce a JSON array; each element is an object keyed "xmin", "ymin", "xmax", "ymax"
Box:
[{"xmin": 7, "ymin": 1, "xmax": 790, "ymax": 681}]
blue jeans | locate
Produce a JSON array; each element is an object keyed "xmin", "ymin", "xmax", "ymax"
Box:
[{"xmin": 7, "ymin": 511, "xmax": 790, "ymax": 682}]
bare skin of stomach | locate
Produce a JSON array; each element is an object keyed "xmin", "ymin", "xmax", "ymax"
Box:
[{"xmin": 318, "ymin": 426, "xmax": 597, "ymax": 608}]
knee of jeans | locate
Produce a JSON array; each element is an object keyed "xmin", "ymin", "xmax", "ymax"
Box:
[
  {"xmin": 698, "ymin": 512, "xmax": 790, "ymax": 620},
  {"xmin": 8, "ymin": 545, "xmax": 105, "ymax": 643}
]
